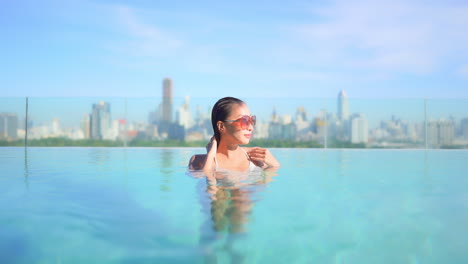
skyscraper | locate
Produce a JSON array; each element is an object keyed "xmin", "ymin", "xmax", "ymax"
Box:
[
  {"xmin": 81, "ymin": 114, "xmax": 91, "ymax": 139},
  {"xmin": 0, "ymin": 113, "xmax": 18, "ymax": 140},
  {"xmin": 427, "ymin": 120, "xmax": 455, "ymax": 146},
  {"xmin": 337, "ymin": 90, "xmax": 349, "ymax": 121},
  {"xmin": 162, "ymin": 78, "xmax": 173, "ymax": 123},
  {"xmin": 176, "ymin": 96, "xmax": 191, "ymax": 129},
  {"xmin": 90, "ymin": 101, "xmax": 111, "ymax": 140},
  {"xmin": 461, "ymin": 118, "xmax": 468, "ymax": 139},
  {"xmin": 350, "ymin": 113, "xmax": 368, "ymax": 144}
]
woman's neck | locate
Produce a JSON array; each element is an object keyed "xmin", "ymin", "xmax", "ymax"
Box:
[{"xmin": 217, "ymin": 140, "xmax": 239, "ymax": 157}]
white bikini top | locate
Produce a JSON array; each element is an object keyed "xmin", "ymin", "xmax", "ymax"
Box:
[
  {"xmin": 214, "ymin": 148, "xmax": 258, "ymax": 172},
  {"xmin": 213, "ymin": 148, "xmax": 264, "ymax": 187}
]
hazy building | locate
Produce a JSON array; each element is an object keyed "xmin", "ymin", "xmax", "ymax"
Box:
[
  {"xmin": 187, "ymin": 105, "xmax": 211, "ymax": 140},
  {"xmin": 148, "ymin": 108, "xmax": 160, "ymax": 125},
  {"xmin": 337, "ymin": 90, "xmax": 349, "ymax": 121},
  {"xmin": 254, "ymin": 120, "xmax": 268, "ymax": 139},
  {"xmin": 268, "ymin": 108, "xmax": 281, "ymax": 139},
  {"xmin": 30, "ymin": 124, "xmax": 50, "ymax": 139},
  {"xmin": 0, "ymin": 113, "xmax": 18, "ymax": 140},
  {"xmin": 146, "ymin": 124, "xmax": 159, "ymax": 140},
  {"xmin": 90, "ymin": 101, "xmax": 111, "ymax": 140},
  {"xmin": 427, "ymin": 120, "xmax": 455, "ymax": 147},
  {"xmin": 461, "ymin": 118, "xmax": 468, "ymax": 139},
  {"xmin": 168, "ymin": 123, "xmax": 185, "ymax": 140},
  {"xmin": 295, "ymin": 107, "xmax": 310, "ymax": 132},
  {"xmin": 312, "ymin": 110, "xmax": 332, "ymax": 143},
  {"xmin": 325, "ymin": 113, "xmax": 339, "ymax": 140},
  {"xmin": 162, "ymin": 78, "xmax": 173, "ymax": 123},
  {"xmin": 438, "ymin": 120, "xmax": 455, "ymax": 145},
  {"xmin": 350, "ymin": 113, "xmax": 368, "ymax": 144},
  {"xmin": 176, "ymin": 96, "xmax": 191, "ymax": 129},
  {"xmin": 51, "ymin": 118, "xmax": 62, "ymax": 136},
  {"xmin": 81, "ymin": 114, "xmax": 91, "ymax": 139},
  {"xmin": 268, "ymin": 112, "xmax": 296, "ymax": 140}
]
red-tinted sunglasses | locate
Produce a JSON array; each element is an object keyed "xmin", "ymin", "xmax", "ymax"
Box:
[{"xmin": 224, "ymin": 115, "xmax": 256, "ymax": 130}]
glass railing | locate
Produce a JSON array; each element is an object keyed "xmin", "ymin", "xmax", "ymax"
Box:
[{"xmin": 1, "ymin": 97, "xmax": 467, "ymax": 149}]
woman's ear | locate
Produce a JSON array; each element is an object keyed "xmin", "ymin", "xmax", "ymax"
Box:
[{"xmin": 217, "ymin": 121, "xmax": 224, "ymax": 132}]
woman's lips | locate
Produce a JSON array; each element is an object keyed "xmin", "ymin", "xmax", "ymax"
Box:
[{"xmin": 244, "ymin": 134, "xmax": 252, "ymax": 139}]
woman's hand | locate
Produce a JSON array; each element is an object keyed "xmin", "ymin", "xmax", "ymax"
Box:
[
  {"xmin": 247, "ymin": 147, "xmax": 280, "ymax": 168},
  {"xmin": 246, "ymin": 147, "xmax": 267, "ymax": 167}
]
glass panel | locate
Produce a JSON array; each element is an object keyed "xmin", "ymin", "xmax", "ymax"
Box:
[{"xmin": 1, "ymin": 97, "xmax": 466, "ymax": 149}]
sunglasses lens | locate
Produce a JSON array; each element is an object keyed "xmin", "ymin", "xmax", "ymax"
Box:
[
  {"xmin": 241, "ymin": 116, "xmax": 256, "ymax": 129},
  {"xmin": 240, "ymin": 117, "xmax": 248, "ymax": 129}
]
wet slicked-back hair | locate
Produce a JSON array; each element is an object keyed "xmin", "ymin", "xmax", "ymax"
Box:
[{"xmin": 211, "ymin": 97, "xmax": 245, "ymax": 145}]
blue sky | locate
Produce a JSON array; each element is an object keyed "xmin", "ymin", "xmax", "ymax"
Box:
[{"xmin": 2, "ymin": 0, "xmax": 468, "ymax": 100}]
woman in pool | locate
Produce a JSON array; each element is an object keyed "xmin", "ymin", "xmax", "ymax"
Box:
[{"xmin": 189, "ymin": 96, "xmax": 280, "ymax": 172}]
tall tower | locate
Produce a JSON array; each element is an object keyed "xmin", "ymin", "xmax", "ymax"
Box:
[
  {"xmin": 91, "ymin": 101, "xmax": 111, "ymax": 140},
  {"xmin": 162, "ymin": 78, "xmax": 173, "ymax": 123},
  {"xmin": 337, "ymin": 90, "xmax": 349, "ymax": 121}
]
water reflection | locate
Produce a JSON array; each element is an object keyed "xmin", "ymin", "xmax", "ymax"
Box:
[
  {"xmin": 159, "ymin": 149, "xmax": 174, "ymax": 192},
  {"xmin": 88, "ymin": 148, "xmax": 110, "ymax": 166},
  {"xmin": 23, "ymin": 147, "xmax": 29, "ymax": 190},
  {"xmin": 195, "ymin": 168, "xmax": 278, "ymax": 263}
]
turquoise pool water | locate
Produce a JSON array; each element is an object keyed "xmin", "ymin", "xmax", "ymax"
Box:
[{"xmin": 1, "ymin": 147, "xmax": 467, "ymax": 264}]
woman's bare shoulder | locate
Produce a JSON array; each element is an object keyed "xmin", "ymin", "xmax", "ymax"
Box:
[{"xmin": 188, "ymin": 154, "xmax": 207, "ymax": 170}]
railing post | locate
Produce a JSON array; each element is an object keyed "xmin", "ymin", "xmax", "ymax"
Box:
[
  {"xmin": 324, "ymin": 109, "xmax": 328, "ymax": 149},
  {"xmin": 25, "ymin": 97, "xmax": 28, "ymax": 148},
  {"xmin": 424, "ymin": 98, "xmax": 427, "ymax": 150},
  {"xmin": 124, "ymin": 97, "xmax": 128, "ymax": 148}
]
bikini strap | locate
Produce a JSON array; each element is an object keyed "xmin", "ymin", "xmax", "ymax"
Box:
[
  {"xmin": 213, "ymin": 155, "xmax": 219, "ymax": 169},
  {"xmin": 241, "ymin": 148, "xmax": 251, "ymax": 161}
]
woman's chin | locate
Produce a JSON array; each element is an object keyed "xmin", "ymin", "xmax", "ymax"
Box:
[{"xmin": 240, "ymin": 139, "xmax": 251, "ymax": 145}]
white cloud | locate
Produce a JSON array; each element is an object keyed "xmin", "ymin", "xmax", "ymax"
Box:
[
  {"xmin": 282, "ymin": 0, "xmax": 468, "ymax": 76},
  {"xmin": 99, "ymin": 0, "xmax": 468, "ymax": 93},
  {"xmin": 113, "ymin": 5, "xmax": 183, "ymax": 58}
]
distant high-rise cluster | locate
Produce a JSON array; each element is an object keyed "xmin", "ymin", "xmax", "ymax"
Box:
[
  {"xmin": 146, "ymin": 78, "xmax": 186, "ymax": 140},
  {"xmin": 427, "ymin": 120, "xmax": 455, "ymax": 146},
  {"xmin": 266, "ymin": 90, "xmax": 370, "ymax": 144},
  {"xmin": 2, "ymin": 80, "xmax": 466, "ymax": 148}
]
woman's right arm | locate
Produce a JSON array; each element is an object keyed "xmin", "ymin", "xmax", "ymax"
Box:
[
  {"xmin": 188, "ymin": 137, "xmax": 217, "ymax": 172},
  {"xmin": 202, "ymin": 137, "xmax": 217, "ymax": 173}
]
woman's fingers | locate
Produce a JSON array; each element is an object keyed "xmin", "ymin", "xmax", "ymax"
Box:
[{"xmin": 248, "ymin": 147, "xmax": 266, "ymax": 161}]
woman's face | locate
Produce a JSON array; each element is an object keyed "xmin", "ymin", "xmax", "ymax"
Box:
[{"xmin": 221, "ymin": 103, "xmax": 254, "ymax": 145}]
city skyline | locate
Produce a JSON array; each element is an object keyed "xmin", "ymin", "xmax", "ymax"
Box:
[
  {"xmin": 1, "ymin": 95, "xmax": 466, "ymax": 129},
  {"xmin": 1, "ymin": 80, "xmax": 467, "ymax": 148}
]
